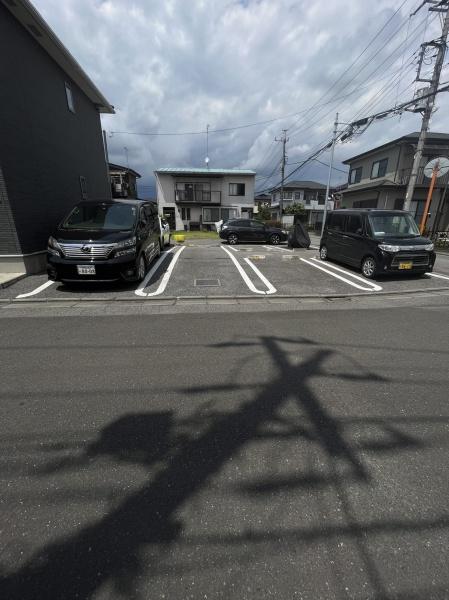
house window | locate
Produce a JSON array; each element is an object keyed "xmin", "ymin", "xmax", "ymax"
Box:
[
  {"xmin": 79, "ymin": 175, "xmax": 87, "ymax": 200},
  {"xmin": 317, "ymin": 193, "xmax": 325, "ymax": 205},
  {"xmin": 221, "ymin": 208, "xmax": 238, "ymax": 221},
  {"xmin": 304, "ymin": 192, "xmax": 316, "ymax": 202},
  {"xmin": 349, "ymin": 167, "xmax": 362, "ymax": 184},
  {"xmin": 181, "ymin": 207, "xmax": 191, "ymax": 220},
  {"xmin": 176, "ymin": 182, "xmax": 210, "ymax": 202},
  {"xmin": 371, "ymin": 158, "xmax": 388, "ymax": 179},
  {"xmin": 394, "ymin": 198, "xmax": 404, "ymax": 210},
  {"xmin": 203, "ymin": 207, "xmax": 220, "ymax": 222},
  {"xmin": 283, "ymin": 191, "xmax": 292, "ymax": 199},
  {"xmin": 353, "ymin": 199, "xmax": 378, "ymax": 208},
  {"xmin": 229, "ymin": 183, "xmax": 245, "ymax": 196},
  {"xmin": 65, "ymin": 82, "xmax": 75, "ymax": 113},
  {"xmin": 294, "ymin": 192, "xmax": 301, "ymax": 200}
]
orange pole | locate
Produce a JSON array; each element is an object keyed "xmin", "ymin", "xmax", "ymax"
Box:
[{"xmin": 420, "ymin": 165, "xmax": 438, "ymax": 234}]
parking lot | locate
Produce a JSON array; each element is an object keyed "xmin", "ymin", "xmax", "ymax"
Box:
[{"xmin": 2, "ymin": 241, "xmax": 449, "ymax": 303}]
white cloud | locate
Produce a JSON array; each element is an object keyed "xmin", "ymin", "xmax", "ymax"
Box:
[{"xmin": 33, "ymin": 0, "xmax": 446, "ymax": 196}]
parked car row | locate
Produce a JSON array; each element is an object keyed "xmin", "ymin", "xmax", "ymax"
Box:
[{"xmin": 46, "ymin": 202, "xmax": 436, "ymax": 283}]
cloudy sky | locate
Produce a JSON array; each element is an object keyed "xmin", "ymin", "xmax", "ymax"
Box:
[{"xmin": 33, "ymin": 0, "xmax": 449, "ymax": 198}]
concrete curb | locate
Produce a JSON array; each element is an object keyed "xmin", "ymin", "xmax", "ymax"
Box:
[
  {"xmin": 1, "ymin": 286, "xmax": 449, "ymax": 305},
  {"xmin": 0, "ymin": 273, "xmax": 27, "ymax": 289}
]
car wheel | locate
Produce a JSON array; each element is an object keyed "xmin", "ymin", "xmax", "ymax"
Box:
[
  {"xmin": 361, "ymin": 256, "xmax": 377, "ymax": 279},
  {"xmin": 270, "ymin": 234, "xmax": 281, "ymax": 245},
  {"xmin": 319, "ymin": 245, "xmax": 328, "ymax": 260},
  {"xmin": 136, "ymin": 254, "xmax": 146, "ymax": 282},
  {"xmin": 228, "ymin": 233, "xmax": 238, "ymax": 245}
]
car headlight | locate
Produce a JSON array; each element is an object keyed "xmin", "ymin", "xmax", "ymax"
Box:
[
  {"xmin": 115, "ymin": 236, "xmax": 137, "ymax": 249},
  {"xmin": 47, "ymin": 236, "xmax": 62, "ymax": 256},
  {"xmin": 424, "ymin": 243, "xmax": 434, "ymax": 251},
  {"xmin": 282, "ymin": 230, "xmax": 288, "ymax": 235},
  {"xmin": 222, "ymin": 225, "xmax": 228, "ymax": 230},
  {"xmin": 115, "ymin": 247, "xmax": 136, "ymax": 257},
  {"xmin": 378, "ymin": 244, "xmax": 400, "ymax": 253}
]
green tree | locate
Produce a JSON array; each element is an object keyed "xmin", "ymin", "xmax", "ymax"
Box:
[
  {"xmin": 256, "ymin": 202, "xmax": 272, "ymax": 221},
  {"xmin": 284, "ymin": 202, "xmax": 306, "ymax": 220}
]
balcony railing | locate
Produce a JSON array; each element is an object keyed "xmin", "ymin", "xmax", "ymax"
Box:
[
  {"xmin": 398, "ymin": 166, "xmax": 449, "ymax": 187},
  {"xmin": 175, "ymin": 190, "xmax": 221, "ymax": 204}
]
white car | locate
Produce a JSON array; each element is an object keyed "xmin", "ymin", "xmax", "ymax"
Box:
[{"xmin": 159, "ymin": 217, "xmax": 171, "ymax": 247}]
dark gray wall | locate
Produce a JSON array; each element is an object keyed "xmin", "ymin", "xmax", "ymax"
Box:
[{"xmin": 0, "ymin": 3, "xmax": 111, "ymax": 254}]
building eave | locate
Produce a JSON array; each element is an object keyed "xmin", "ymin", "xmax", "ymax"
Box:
[
  {"xmin": 155, "ymin": 167, "xmax": 256, "ymax": 177},
  {"xmin": 342, "ymin": 132, "xmax": 449, "ymax": 165},
  {"xmin": 2, "ymin": 0, "xmax": 114, "ymax": 114}
]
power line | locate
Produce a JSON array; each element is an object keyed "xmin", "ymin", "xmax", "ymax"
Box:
[
  {"xmin": 286, "ymin": 0, "xmax": 416, "ymax": 138},
  {"xmin": 288, "ymin": 10, "xmax": 434, "ymax": 144}
]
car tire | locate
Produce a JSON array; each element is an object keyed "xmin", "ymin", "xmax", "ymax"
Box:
[
  {"xmin": 228, "ymin": 233, "xmax": 238, "ymax": 245},
  {"xmin": 136, "ymin": 253, "xmax": 147, "ymax": 282},
  {"xmin": 319, "ymin": 245, "xmax": 328, "ymax": 260},
  {"xmin": 270, "ymin": 234, "xmax": 281, "ymax": 245},
  {"xmin": 361, "ymin": 256, "xmax": 377, "ymax": 279}
]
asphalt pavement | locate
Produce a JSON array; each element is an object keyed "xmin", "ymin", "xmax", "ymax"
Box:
[
  {"xmin": 1, "ymin": 297, "xmax": 449, "ymax": 599},
  {"xmin": 1, "ymin": 242, "xmax": 449, "ymax": 303}
]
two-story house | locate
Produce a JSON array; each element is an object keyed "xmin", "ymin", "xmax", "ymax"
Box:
[
  {"xmin": 341, "ymin": 132, "xmax": 449, "ymax": 233},
  {"xmin": 0, "ymin": 0, "xmax": 114, "ymax": 275},
  {"xmin": 155, "ymin": 168, "xmax": 256, "ymax": 231},
  {"xmin": 270, "ymin": 180, "xmax": 334, "ymax": 228},
  {"xmin": 109, "ymin": 163, "xmax": 141, "ymax": 199}
]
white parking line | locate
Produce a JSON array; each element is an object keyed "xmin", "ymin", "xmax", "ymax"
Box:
[
  {"xmin": 228, "ymin": 246, "xmax": 239, "ymax": 252},
  {"xmin": 263, "ymin": 245, "xmax": 293, "ymax": 253},
  {"xmin": 428, "ymin": 272, "xmax": 449, "ymax": 281},
  {"xmin": 300, "ymin": 258, "xmax": 383, "ymax": 292},
  {"xmin": 221, "ymin": 246, "xmax": 275, "ymax": 295},
  {"xmin": 16, "ymin": 280, "xmax": 55, "ymax": 299},
  {"xmin": 135, "ymin": 247, "xmax": 184, "ymax": 297},
  {"xmin": 244, "ymin": 258, "xmax": 277, "ymax": 294}
]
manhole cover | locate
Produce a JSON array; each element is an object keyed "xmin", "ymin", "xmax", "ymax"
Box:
[{"xmin": 194, "ymin": 279, "xmax": 221, "ymax": 287}]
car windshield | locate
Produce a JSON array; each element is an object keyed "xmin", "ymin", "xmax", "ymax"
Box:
[
  {"xmin": 61, "ymin": 203, "xmax": 137, "ymax": 231},
  {"xmin": 368, "ymin": 213, "xmax": 420, "ymax": 238}
]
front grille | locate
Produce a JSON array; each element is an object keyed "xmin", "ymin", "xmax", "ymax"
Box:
[
  {"xmin": 59, "ymin": 243, "xmax": 115, "ymax": 260},
  {"xmin": 391, "ymin": 253, "xmax": 429, "ymax": 267}
]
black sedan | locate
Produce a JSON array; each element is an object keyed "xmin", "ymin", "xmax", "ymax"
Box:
[{"xmin": 219, "ymin": 219, "xmax": 288, "ymax": 245}]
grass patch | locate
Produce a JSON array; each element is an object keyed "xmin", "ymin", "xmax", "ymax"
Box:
[{"xmin": 173, "ymin": 230, "xmax": 219, "ymax": 240}]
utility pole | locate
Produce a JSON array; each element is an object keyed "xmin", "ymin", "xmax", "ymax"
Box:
[
  {"xmin": 321, "ymin": 113, "xmax": 339, "ymax": 238},
  {"xmin": 403, "ymin": 0, "xmax": 449, "ymax": 212},
  {"xmin": 275, "ymin": 129, "xmax": 289, "ymax": 221}
]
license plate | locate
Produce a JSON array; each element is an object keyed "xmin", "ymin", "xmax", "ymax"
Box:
[
  {"xmin": 77, "ymin": 265, "xmax": 96, "ymax": 275},
  {"xmin": 398, "ymin": 261, "xmax": 413, "ymax": 270}
]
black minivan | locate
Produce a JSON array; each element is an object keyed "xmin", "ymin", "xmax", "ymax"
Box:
[
  {"xmin": 320, "ymin": 209, "xmax": 436, "ymax": 278},
  {"xmin": 47, "ymin": 199, "xmax": 161, "ymax": 282}
]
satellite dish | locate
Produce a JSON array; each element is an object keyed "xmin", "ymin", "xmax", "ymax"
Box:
[{"xmin": 424, "ymin": 157, "xmax": 449, "ymax": 178}]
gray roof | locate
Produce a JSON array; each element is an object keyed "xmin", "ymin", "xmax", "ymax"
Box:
[
  {"xmin": 341, "ymin": 179, "xmax": 398, "ymax": 194},
  {"xmin": 155, "ymin": 167, "xmax": 256, "ymax": 176},
  {"xmin": 108, "ymin": 162, "xmax": 141, "ymax": 178},
  {"xmin": 271, "ymin": 180, "xmax": 327, "ymax": 191},
  {"xmin": 343, "ymin": 132, "xmax": 449, "ymax": 165},
  {"xmin": 3, "ymin": 0, "xmax": 114, "ymax": 113}
]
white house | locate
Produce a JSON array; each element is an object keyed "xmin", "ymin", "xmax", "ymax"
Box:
[{"xmin": 154, "ymin": 168, "xmax": 256, "ymax": 231}]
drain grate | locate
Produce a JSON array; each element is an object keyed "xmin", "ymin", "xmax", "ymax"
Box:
[{"xmin": 194, "ymin": 278, "xmax": 221, "ymax": 287}]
